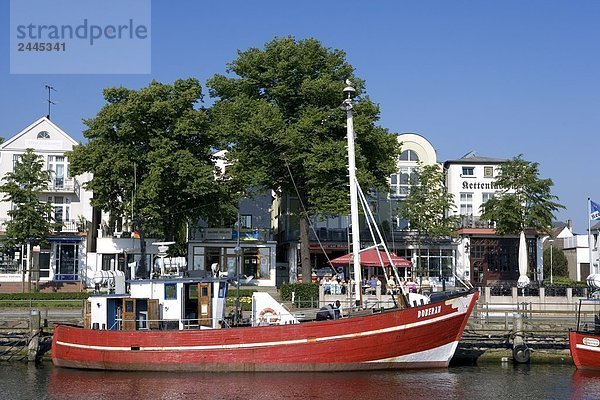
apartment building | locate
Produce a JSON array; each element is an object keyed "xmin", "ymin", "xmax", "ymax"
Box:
[{"xmin": 0, "ymin": 117, "xmax": 93, "ymax": 289}]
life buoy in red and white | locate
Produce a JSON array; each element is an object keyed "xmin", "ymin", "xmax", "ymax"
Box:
[{"xmin": 259, "ymin": 307, "xmax": 280, "ymax": 324}]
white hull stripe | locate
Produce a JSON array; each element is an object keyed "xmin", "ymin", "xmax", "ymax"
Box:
[
  {"xmin": 368, "ymin": 340, "xmax": 459, "ymax": 363},
  {"xmin": 57, "ymin": 306, "xmax": 470, "ymax": 353},
  {"xmin": 576, "ymin": 343, "xmax": 600, "ymax": 353}
]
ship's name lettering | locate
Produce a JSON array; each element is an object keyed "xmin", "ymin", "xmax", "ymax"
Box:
[{"xmin": 417, "ymin": 305, "xmax": 441, "ymax": 318}]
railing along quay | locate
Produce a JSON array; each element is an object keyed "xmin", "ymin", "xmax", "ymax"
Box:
[{"xmin": 0, "ymin": 302, "xmax": 83, "ymax": 363}]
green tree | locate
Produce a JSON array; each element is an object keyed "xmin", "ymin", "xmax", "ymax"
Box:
[
  {"xmin": 0, "ymin": 149, "xmax": 56, "ymax": 247},
  {"xmin": 68, "ymin": 79, "xmax": 236, "ymax": 253},
  {"xmin": 480, "ymin": 155, "xmax": 564, "ymax": 234},
  {"xmin": 207, "ymin": 37, "xmax": 400, "ymax": 282},
  {"xmin": 399, "ymin": 163, "xmax": 459, "ymax": 278},
  {"xmin": 0, "ymin": 149, "xmax": 57, "ymax": 291},
  {"xmin": 542, "ymin": 246, "xmax": 569, "ymax": 281}
]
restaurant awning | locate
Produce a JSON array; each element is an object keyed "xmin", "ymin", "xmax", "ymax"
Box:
[{"xmin": 329, "ymin": 248, "xmax": 412, "ymax": 267}]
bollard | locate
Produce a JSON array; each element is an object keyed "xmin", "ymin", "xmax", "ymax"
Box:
[
  {"xmin": 28, "ymin": 310, "xmax": 41, "ymax": 362},
  {"xmin": 512, "ymin": 312, "xmax": 530, "ymax": 363}
]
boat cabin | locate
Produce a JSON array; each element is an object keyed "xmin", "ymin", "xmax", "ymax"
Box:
[{"xmin": 86, "ymin": 278, "xmax": 229, "ymax": 331}]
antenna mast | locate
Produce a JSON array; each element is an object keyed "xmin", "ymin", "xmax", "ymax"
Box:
[{"xmin": 45, "ymin": 84, "xmax": 56, "ymax": 119}]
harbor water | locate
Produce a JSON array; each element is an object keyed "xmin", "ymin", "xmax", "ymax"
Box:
[{"xmin": 1, "ymin": 362, "xmax": 599, "ymax": 400}]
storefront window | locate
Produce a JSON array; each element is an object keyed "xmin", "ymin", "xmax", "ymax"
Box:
[
  {"xmin": 0, "ymin": 247, "xmax": 21, "ymax": 274},
  {"xmin": 55, "ymin": 243, "xmax": 78, "ymax": 281}
]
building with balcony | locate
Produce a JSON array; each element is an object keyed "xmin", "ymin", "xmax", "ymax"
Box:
[
  {"xmin": 0, "ymin": 117, "xmax": 93, "ymax": 289},
  {"xmin": 382, "ymin": 133, "xmax": 455, "ymax": 287},
  {"xmin": 187, "ymin": 191, "xmax": 277, "ymax": 287},
  {"xmin": 444, "ymin": 151, "xmax": 544, "ymax": 287},
  {"xmin": 274, "ymin": 132, "xmax": 455, "ymax": 286}
]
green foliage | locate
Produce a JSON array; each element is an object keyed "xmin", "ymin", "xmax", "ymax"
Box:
[
  {"xmin": 208, "ymin": 37, "xmax": 400, "ymax": 281},
  {"xmin": 280, "ymin": 282, "xmax": 319, "ymax": 301},
  {"xmin": 68, "ymin": 79, "xmax": 238, "ymax": 249},
  {"xmin": 226, "ymin": 289, "xmax": 256, "ymax": 311},
  {"xmin": 0, "ymin": 149, "xmax": 57, "ymax": 248},
  {"xmin": 550, "ymin": 276, "xmax": 587, "ymax": 287},
  {"xmin": 0, "ymin": 292, "xmax": 89, "ymax": 300},
  {"xmin": 542, "ymin": 246, "xmax": 569, "ymax": 279},
  {"xmin": 226, "ymin": 288, "xmax": 256, "ymax": 298},
  {"xmin": 400, "ymin": 163, "xmax": 460, "ymax": 238},
  {"xmin": 480, "ymin": 155, "xmax": 564, "ymax": 235}
]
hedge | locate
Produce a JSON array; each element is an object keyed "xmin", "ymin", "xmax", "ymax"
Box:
[
  {"xmin": 0, "ymin": 292, "xmax": 89, "ymax": 300},
  {"xmin": 279, "ymin": 283, "xmax": 319, "ymax": 302}
]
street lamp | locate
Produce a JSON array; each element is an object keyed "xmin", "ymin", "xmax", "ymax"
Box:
[{"xmin": 548, "ymin": 239, "xmax": 554, "ymax": 285}]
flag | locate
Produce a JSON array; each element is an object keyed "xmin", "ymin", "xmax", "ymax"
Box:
[{"xmin": 591, "ymin": 200, "xmax": 600, "ymax": 221}]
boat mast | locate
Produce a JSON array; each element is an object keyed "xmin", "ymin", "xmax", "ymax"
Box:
[{"xmin": 341, "ymin": 81, "xmax": 362, "ymax": 306}]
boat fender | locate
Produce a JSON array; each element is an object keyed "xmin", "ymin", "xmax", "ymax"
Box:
[
  {"xmin": 259, "ymin": 308, "xmax": 280, "ymax": 324},
  {"xmin": 512, "ymin": 344, "xmax": 530, "ymax": 364}
]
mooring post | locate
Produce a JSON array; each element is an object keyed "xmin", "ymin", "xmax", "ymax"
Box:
[
  {"xmin": 27, "ymin": 310, "xmax": 41, "ymax": 362},
  {"xmin": 512, "ymin": 310, "xmax": 530, "ymax": 363}
]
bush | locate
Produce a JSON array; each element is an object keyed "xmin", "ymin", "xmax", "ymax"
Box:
[
  {"xmin": 280, "ymin": 283, "xmax": 319, "ymax": 302},
  {"xmin": 550, "ymin": 276, "xmax": 587, "ymax": 287}
]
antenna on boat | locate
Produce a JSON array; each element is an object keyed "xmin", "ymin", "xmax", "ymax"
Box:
[{"xmin": 341, "ymin": 81, "xmax": 362, "ymax": 307}]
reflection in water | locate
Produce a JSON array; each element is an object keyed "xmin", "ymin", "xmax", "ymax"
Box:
[
  {"xmin": 571, "ymin": 369, "xmax": 600, "ymax": 400},
  {"xmin": 0, "ymin": 362, "xmax": 587, "ymax": 400},
  {"xmin": 48, "ymin": 367, "xmax": 459, "ymax": 400}
]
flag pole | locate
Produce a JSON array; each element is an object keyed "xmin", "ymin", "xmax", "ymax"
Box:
[{"xmin": 589, "ymin": 197, "xmax": 594, "ymax": 275}]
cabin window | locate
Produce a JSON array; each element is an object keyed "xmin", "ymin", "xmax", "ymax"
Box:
[{"xmin": 164, "ymin": 283, "xmax": 177, "ymax": 300}]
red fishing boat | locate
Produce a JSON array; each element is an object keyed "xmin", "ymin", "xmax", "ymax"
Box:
[
  {"xmin": 51, "ymin": 278, "xmax": 477, "ymax": 371},
  {"xmin": 570, "ymin": 297, "xmax": 600, "ymax": 370},
  {"xmin": 51, "ymin": 81, "xmax": 479, "ymax": 372}
]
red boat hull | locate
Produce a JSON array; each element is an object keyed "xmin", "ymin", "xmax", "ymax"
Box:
[
  {"xmin": 570, "ymin": 330, "xmax": 600, "ymax": 370},
  {"xmin": 52, "ymin": 291, "xmax": 478, "ymax": 372}
]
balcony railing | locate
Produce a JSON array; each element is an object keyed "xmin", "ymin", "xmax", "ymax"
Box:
[
  {"xmin": 0, "ymin": 218, "xmax": 80, "ymax": 233},
  {"xmin": 460, "ymin": 215, "xmax": 496, "ymax": 229},
  {"xmin": 190, "ymin": 227, "xmax": 273, "ymax": 242},
  {"xmin": 46, "ymin": 177, "xmax": 81, "ymax": 197},
  {"xmin": 58, "ymin": 219, "xmax": 79, "ymax": 233},
  {"xmin": 308, "ymin": 228, "xmax": 348, "ymax": 242}
]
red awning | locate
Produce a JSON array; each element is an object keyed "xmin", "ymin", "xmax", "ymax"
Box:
[{"xmin": 329, "ymin": 249, "xmax": 412, "ymax": 267}]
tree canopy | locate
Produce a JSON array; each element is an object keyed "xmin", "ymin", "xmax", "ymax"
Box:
[
  {"xmin": 68, "ymin": 78, "xmax": 237, "ymax": 249},
  {"xmin": 0, "ymin": 148, "xmax": 56, "ymax": 248},
  {"xmin": 207, "ymin": 37, "xmax": 400, "ymax": 281},
  {"xmin": 399, "ymin": 163, "xmax": 460, "ymax": 239},
  {"xmin": 480, "ymin": 155, "xmax": 564, "ymax": 235}
]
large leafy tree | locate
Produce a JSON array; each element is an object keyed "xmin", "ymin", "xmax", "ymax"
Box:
[
  {"xmin": 207, "ymin": 37, "xmax": 400, "ymax": 282},
  {"xmin": 68, "ymin": 79, "xmax": 236, "ymax": 252},
  {"xmin": 480, "ymin": 155, "xmax": 564, "ymax": 235},
  {"xmin": 399, "ymin": 163, "xmax": 459, "ymax": 278}
]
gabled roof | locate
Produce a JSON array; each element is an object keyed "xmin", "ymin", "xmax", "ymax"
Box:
[
  {"xmin": 443, "ymin": 151, "xmax": 507, "ymax": 166},
  {"xmin": 1, "ymin": 116, "xmax": 78, "ymax": 150}
]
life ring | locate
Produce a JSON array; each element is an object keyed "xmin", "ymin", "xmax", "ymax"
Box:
[{"xmin": 259, "ymin": 307, "xmax": 280, "ymax": 324}]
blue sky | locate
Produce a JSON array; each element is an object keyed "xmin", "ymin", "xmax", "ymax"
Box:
[{"xmin": 1, "ymin": 0, "xmax": 599, "ymax": 233}]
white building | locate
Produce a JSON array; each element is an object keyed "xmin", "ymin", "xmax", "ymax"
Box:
[
  {"xmin": 444, "ymin": 151, "xmax": 544, "ymax": 286},
  {"xmin": 0, "ymin": 117, "xmax": 93, "ymax": 289},
  {"xmin": 385, "ymin": 133, "xmax": 457, "ymax": 288}
]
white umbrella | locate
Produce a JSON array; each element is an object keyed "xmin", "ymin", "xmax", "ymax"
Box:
[{"xmin": 517, "ymin": 230, "xmax": 530, "ymax": 288}]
